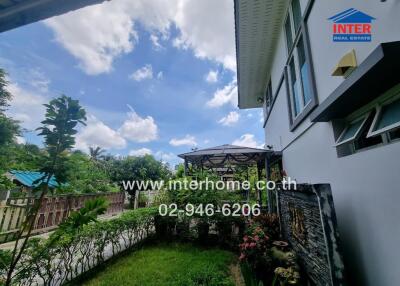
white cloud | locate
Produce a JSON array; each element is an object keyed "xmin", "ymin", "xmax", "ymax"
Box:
[
  {"xmin": 232, "ymin": 134, "xmax": 264, "ymax": 149},
  {"xmin": 155, "ymin": 151, "xmax": 181, "ymax": 166},
  {"xmin": 6, "ymin": 83, "xmax": 47, "ymax": 130},
  {"xmin": 75, "ymin": 115, "xmax": 127, "ymax": 152},
  {"xmin": 150, "ymin": 34, "xmax": 163, "ymax": 50},
  {"xmin": 205, "ymin": 70, "xmax": 218, "ymax": 83},
  {"xmin": 207, "ymin": 80, "xmax": 238, "ymax": 108},
  {"xmin": 45, "ymin": 1, "xmax": 137, "ymax": 75},
  {"xmin": 157, "ymin": 71, "xmax": 163, "ymax": 80},
  {"xmin": 173, "ymin": 0, "xmax": 236, "ymax": 71},
  {"xmin": 16, "ymin": 136, "xmax": 26, "ymax": 144},
  {"xmin": 218, "ymin": 111, "xmax": 240, "ymax": 126},
  {"xmin": 130, "ymin": 64, "xmax": 153, "ymax": 81},
  {"xmin": 129, "ymin": 147, "xmax": 152, "ymax": 156},
  {"xmin": 169, "ymin": 135, "xmax": 197, "ymax": 147},
  {"xmin": 44, "ymin": 0, "xmax": 235, "ymax": 74},
  {"xmin": 28, "ymin": 68, "xmax": 51, "ymax": 93},
  {"xmin": 118, "ymin": 107, "xmax": 158, "ymax": 142}
]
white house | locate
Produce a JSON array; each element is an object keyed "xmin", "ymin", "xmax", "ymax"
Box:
[{"xmin": 234, "ymin": 0, "xmax": 400, "ymax": 285}]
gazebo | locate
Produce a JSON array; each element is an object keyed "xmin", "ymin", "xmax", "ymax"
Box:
[{"xmin": 178, "ymin": 144, "xmax": 281, "ymax": 211}]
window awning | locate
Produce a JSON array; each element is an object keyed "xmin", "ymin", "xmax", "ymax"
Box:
[{"xmin": 311, "ymin": 41, "xmax": 400, "ymax": 122}]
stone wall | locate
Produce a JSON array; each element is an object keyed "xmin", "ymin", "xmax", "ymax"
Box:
[{"xmin": 276, "ymin": 184, "xmax": 345, "ymax": 286}]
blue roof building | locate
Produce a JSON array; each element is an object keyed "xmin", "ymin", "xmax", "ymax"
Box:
[{"xmin": 6, "ymin": 170, "xmax": 61, "ymax": 189}]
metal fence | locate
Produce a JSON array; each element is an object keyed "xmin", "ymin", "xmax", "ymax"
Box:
[{"xmin": 0, "ymin": 192, "xmax": 125, "ymax": 243}]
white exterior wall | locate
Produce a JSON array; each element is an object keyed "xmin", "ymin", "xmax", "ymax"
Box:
[{"xmin": 263, "ymin": 1, "xmax": 400, "ymax": 285}]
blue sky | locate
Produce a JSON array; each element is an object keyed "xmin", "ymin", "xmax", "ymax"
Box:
[{"xmin": 0, "ymin": 0, "xmax": 264, "ymax": 167}]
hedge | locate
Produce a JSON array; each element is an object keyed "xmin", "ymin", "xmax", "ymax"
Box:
[{"xmin": 9, "ymin": 208, "xmax": 157, "ymax": 286}]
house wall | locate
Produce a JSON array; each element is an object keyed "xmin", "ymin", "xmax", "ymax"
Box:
[{"xmin": 263, "ymin": 0, "xmax": 400, "ymax": 285}]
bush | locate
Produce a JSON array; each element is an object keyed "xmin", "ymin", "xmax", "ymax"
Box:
[
  {"xmin": 239, "ymin": 220, "xmax": 301, "ymax": 286},
  {"xmin": 10, "ymin": 208, "xmax": 158, "ymax": 285}
]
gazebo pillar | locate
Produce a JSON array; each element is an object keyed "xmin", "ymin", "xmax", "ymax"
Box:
[
  {"xmin": 183, "ymin": 157, "xmax": 188, "ymax": 176},
  {"xmin": 256, "ymin": 160, "xmax": 263, "ymax": 207},
  {"xmin": 265, "ymin": 156, "xmax": 273, "ymax": 213}
]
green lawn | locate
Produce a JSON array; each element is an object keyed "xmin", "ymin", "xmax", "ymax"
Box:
[{"xmin": 81, "ymin": 243, "xmax": 239, "ymax": 286}]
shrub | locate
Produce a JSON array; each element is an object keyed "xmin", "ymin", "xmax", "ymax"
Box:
[
  {"xmin": 10, "ymin": 208, "xmax": 158, "ymax": 285},
  {"xmin": 239, "ymin": 220, "xmax": 301, "ymax": 286}
]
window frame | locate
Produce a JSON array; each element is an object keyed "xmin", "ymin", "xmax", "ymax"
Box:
[
  {"xmin": 334, "ymin": 113, "xmax": 370, "ymax": 147},
  {"xmin": 333, "ymin": 84, "xmax": 400, "ymax": 157},
  {"xmin": 283, "ymin": 0, "xmax": 318, "ymax": 131},
  {"xmin": 367, "ymin": 94, "xmax": 400, "ymax": 138}
]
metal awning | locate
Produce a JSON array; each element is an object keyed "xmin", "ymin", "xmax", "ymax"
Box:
[
  {"xmin": 0, "ymin": 0, "xmax": 107, "ymax": 33},
  {"xmin": 311, "ymin": 41, "xmax": 400, "ymax": 122},
  {"xmin": 178, "ymin": 144, "xmax": 280, "ymax": 168}
]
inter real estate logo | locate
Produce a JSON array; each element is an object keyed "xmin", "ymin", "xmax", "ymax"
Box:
[{"xmin": 328, "ymin": 8, "xmax": 375, "ymax": 42}]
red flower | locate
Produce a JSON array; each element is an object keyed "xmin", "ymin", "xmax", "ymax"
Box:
[
  {"xmin": 254, "ymin": 235, "xmax": 260, "ymax": 241},
  {"xmin": 249, "ymin": 242, "xmax": 256, "ymax": 248},
  {"xmin": 239, "ymin": 253, "xmax": 246, "ymax": 261}
]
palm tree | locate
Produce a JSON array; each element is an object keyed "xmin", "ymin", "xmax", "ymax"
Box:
[{"xmin": 89, "ymin": 146, "xmax": 105, "ymax": 161}]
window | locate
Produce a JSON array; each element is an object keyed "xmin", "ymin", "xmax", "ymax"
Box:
[
  {"xmin": 297, "ymin": 37, "xmax": 312, "ymax": 105},
  {"xmin": 292, "ymin": 0, "xmax": 302, "ymax": 32},
  {"xmin": 368, "ymin": 96, "xmax": 400, "ymax": 137},
  {"xmin": 335, "ymin": 115, "xmax": 369, "ymax": 146},
  {"xmin": 334, "ymin": 87, "xmax": 400, "ymax": 157},
  {"xmin": 288, "ymin": 58, "xmax": 301, "ymax": 116},
  {"xmin": 284, "ymin": 16, "xmax": 293, "ymax": 53},
  {"xmin": 284, "ymin": 0, "xmax": 317, "ymax": 130},
  {"xmin": 264, "ymin": 81, "xmax": 273, "ymax": 118}
]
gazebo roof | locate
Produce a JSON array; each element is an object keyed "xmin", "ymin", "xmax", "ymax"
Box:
[{"xmin": 178, "ymin": 144, "xmax": 279, "ymax": 168}]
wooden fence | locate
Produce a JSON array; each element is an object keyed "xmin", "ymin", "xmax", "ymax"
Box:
[{"xmin": 0, "ymin": 192, "xmax": 125, "ymax": 243}]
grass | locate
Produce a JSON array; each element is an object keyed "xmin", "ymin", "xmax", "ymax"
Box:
[{"xmin": 81, "ymin": 243, "xmax": 238, "ymax": 286}]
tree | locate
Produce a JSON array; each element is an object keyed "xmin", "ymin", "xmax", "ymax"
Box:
[
  {"xmin": 89, "ymin": 146, "xmax": 105, "ymax": 161},
  {"xmin": 5, "ymin": 95, "xmax": 86, "ymax": 285},
  {"xmin": 0, "ymin": 68, "xmax": 20, "ymax": 146},
  {"xmin": 63, "ymin": 151, "xmax": 119, "ymax": 194},
  {"xmin": 107, "ymin": 154, "xmax": 172, "ymax": 208},
  {"xmin": 0, "ymin": 69, "xmax": 12, "ymax": 112}
]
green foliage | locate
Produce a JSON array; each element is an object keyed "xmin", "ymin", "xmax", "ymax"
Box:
[
  {"xmin": 37, "ymin": 95, "xmax": 86, "ymax": 185},
  {"xmin": 12, "ymin": 208, "xmax": 157, "ymax": 285},
  {"xmin": 81, "ymin": 243, "xmax": 235, "ymax": 286},
  {"xmin": 64, "ymin": 151, "xmax": 119, "ymax": 194},
  {"xmin": 239, "ymin": 219, "xmax": 300, "ymax": 286},
  {"xmin": 89, "ymin": 146, "xmax": 105, "ymax": 161},
  {"xmin": 0, "ymin": 69, "xmax": 12, "ymax": 112},
  {"xmin": 0, "ymin": 68, "xmax": 20, "ymax": 147},
  {"xmin": 0, "ymin": 176, "xmax": 15, "ymax": 192},
  {"xmin": 55, "ymin": 198, "xmax": 108, "ymax": 235},
  {"xmin": 0, "ymin": 249, "xmax": 12, "ymax": 278},
  {"xmin": 0, "ymin": 143, "xmax": 46, "ymax": 174},
  {"xmin": 108, "ymin": 154, "xmax": 172, "ymax": 189},
  {"xmin": 0, "ymin": 116, "xmax": 20, "ymax": 146}
]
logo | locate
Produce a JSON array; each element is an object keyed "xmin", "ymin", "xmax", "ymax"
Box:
[{"xmin": 328, "ymin": 8, "xmax": 375, "ymax": 42}]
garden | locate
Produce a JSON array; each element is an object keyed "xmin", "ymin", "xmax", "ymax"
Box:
[{"xmin": 0, "ymin": 66, "xmax": 303, "ymax": 286}]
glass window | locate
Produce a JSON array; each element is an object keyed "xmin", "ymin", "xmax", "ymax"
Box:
[
  {"xmin": 285, "ymin": 16, "xmax": 293, "ymax": 52},
  {"xmin": 354, "ymin": 111, "xmax": 383, "ymax": 150},
  {"xmin": 289, "ymin": 59, "xmax": 301, "ymax": 116},
  {"xmin": 377, "ymin": 98, "xmax": 400, "ymax": 130},
  {"xmin": 389, "ymin": 128, "xmax": 400, "ymax": 141},
  {"xmin": 297, "ymin": 37, "xmax": 312, "ymax": 105},
  {"xmin": 292, "ymin": 0, "xmax": 302, "ymax": 32},
  {"xmin": 335, "ymin": 116, "xmax": 368, "ymax": 146},
  {"xmin": 264, "ymin": 82, "xmax": 273, "ymax": 117}
]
